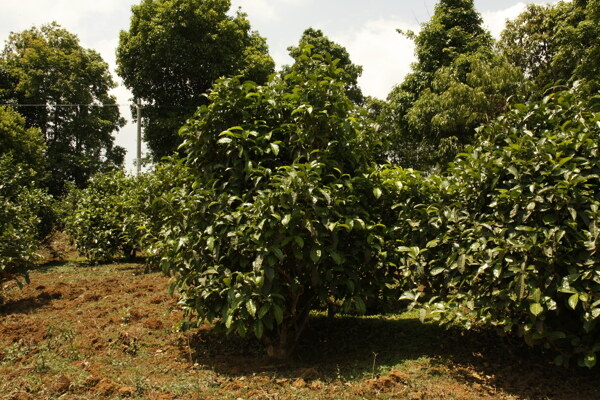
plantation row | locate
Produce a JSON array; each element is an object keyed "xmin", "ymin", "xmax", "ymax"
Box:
[
  {"xmin": 2, "ymin": 0, "xmax": 599, "ymax": 372},
  {"xmin": 3, "ymin": 51, "xmax": 598, "ymax": 367}
]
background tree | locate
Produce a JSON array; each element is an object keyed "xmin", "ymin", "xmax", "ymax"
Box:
[
  {"xmin": 499, "ymin": 0, "xmax": 600, "ymax": 97},
  {"xmin": 0, "ymin": 23, "xmax": 125, "ymax": 195},
  {"xmin": 0, "ymin": 106, "xmax": 46, "ymax": 177},
  {"xmin": 116, "ymin": 0, "xmax": 275, "ymax": 160},
  {"xmin": 401, "ymin": 50, "xmax": 524, "ymax": 168},
  {"xmin": 381, "ymin": 0, "xmax": 512, "ymax": 170}
]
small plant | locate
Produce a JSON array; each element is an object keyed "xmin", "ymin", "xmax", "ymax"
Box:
[
  {"xmin": 44, "ymin": 324, "xmax": 80, "ymax": 361},
  {"xmin": 1, "ymin": 340, "xmax": 32, "ymax": 362}
]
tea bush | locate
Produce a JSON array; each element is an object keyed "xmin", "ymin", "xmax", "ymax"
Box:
[
  {"xmin": 63, "ymin": 170, "xmax": 139, "ymax": 263},
  {"xmin": 0, "ymin": 155, "xmax": 52, "ymax": 286},
  {"xmin": 157, "ymin": 50, "xmax": 393, "ymax": 358},
  {"xmin": 401, "ymin": 88, "xmax": 600, "ymax": 367}
]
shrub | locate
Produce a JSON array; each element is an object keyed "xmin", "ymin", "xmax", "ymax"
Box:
[
  {"xmin": 63, "ymin": 170, "xmax": 139, "ymax": 263},
  {"xmin": 0, "ymin": 155, "xmax": 52, "ymax": 286},
  {"xmin": 135, "ymin": 158, "xmax": 196, "ymax": 267},
  {"xmin": 157, "ymin": 50, "xmax": 391, "ymax": 358},
  {"xmin": 401, "ymin": 88, "xmax": 600, "ymax": 367}
]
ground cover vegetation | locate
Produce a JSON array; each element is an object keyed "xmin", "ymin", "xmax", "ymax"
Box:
[{"xmin": 2, "ymin": 0, "xmax": 600, "ymax": 385}]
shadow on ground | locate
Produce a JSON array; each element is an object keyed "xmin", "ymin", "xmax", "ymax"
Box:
[
  {"xmin": 185, "ymin": 314, "xmax": 600, "ymax": 400},
  {"xmin": 0, "ymin": 291, "xmax": 57, "ymax": 316}
]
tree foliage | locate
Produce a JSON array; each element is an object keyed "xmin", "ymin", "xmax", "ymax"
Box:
[
  {"xmin": 499, "ymin": 0, "xmax": 600, "ymax": 96},
  {"xmin": 116, "ymin": 0, "xmax": 275, "ymax": 160},
  {"xmin": 0, "ymin": 23, "xmax": 125, "ymax": 195},
  {"xmin": 0, "ymin": 106, "xmax": 46, "ymax": 176},
  {"xmin": 380, "ymin": 0, "xmax": 515, "ymax": 170}
]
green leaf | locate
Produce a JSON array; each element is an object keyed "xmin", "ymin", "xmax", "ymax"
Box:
[
  {"xmin": 354, "ymin": 297, "xmax": 366, "ymax": 314},
  {"xmin": 254, "ymin": 320, "xmax": 264, "ymax": 339},
  {"xmin": 206, "ymin": 237, "xmax": 215, "ymax": 252},
  {"xmin": 273, "ymin": 304, "xmax": 284, "ymax": 324},
  {"xmin": 294, "ymin": 236, "xmax": 304, "ymax": 248},
  {"xmin": 568, "ymin": 293, "xmax": 579, "ymax": 310},
  {"xmin": 310, "ymin": 248, "xmax": 322, "ymax": 263},
  {"xmin": 373, "ymin": 187, "xmax": 383, "ymax": 199},
  {"xmin": 558, "ymin": 156, "xmax": 573, "ymax": 166},
  {"xmin": 270, "ymin": 142, "xmax": 280, "ymax": 156},
  {"xmin": 264, "ymin": 267, "xmax": 275, "ymax": 282},
  {"xmin": 584, "ymin": 353, "xmax": 596, "ymax": 368},
  {"xmin": 282, "ymin": 214, "xmax": 291, "ymax": 226},
  {"xmin": 530, "ymin": 303, "xmax": 544, "ymax": 317},
  {"xmin": 253, "ymin": 254, "xmax": 264, "ymax": 271},
  {"xmin": 246, "ymin": 299, "xmax": 257, "ymax": 316},
  {"xmin": 271, "ymin": 246, "xmax": 284, "ymax": 261},
  {"xmin": 258, "ymin": 304, "xmax": 270, "ymax": 319},
  {"xmin": 331, "ymin": 252, "xmax": 343, "ymax": 265}
]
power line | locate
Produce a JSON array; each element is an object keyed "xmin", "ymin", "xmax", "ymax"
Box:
[{"xmin": 0, "ymin": 103, "xmax": 131, "ymax": 107}]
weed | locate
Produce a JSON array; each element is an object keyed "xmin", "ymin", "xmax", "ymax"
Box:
[
  {"xmin": 1, "ymin": 339, "xmax": 32, "ymax": 362},
  {"xmin": 120, "ymin": 307, "xmax": 132, "ymax": 324},
  {"xmin": 45, "ymin": 324, "xmax": 80, "ymax": 360}
]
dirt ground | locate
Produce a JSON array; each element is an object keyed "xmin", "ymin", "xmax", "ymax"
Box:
[{"xmin": 1, "ymin": 256, "xmax": 600, "ymax": 399}]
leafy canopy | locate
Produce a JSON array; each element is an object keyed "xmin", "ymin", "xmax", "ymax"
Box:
[
  {"xmin": 0, "ymin": 23, "xmax": 125, "ymax": 195},
  {"xmin": 499, "ymin": 0, "xmax": 600, "ymax": 96},
  {"xmin": 381, "ymin": 0, "xmax": 503, "ymax": 169},
  {"xmin": 0, "ymin": 106, "xmax": 46, "ymax": 177},
  {"xmin": 287, "ymin": 28, "xmax": 364, "ymax": 105}
]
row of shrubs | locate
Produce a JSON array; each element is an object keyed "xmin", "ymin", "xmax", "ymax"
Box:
[
  {"xmin": 4, "ymin": 52, "xmax": 598, "ymax": 366},
  {"xmin": 60, "ymin": 82, "xmax": 600, "ymax": 367}
]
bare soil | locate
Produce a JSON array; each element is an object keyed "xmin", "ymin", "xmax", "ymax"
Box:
[{"xmin": 1, "ymin": 258, "xmax": 600, "ymax": 399}]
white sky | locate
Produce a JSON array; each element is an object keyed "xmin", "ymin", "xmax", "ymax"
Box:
[{"xmin": 0, "ymin": 0, "xmax": 557, "ymax": 171}]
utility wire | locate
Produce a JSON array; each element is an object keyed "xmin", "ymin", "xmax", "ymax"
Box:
[{"xmin": 0, "ymin": 103, "xmax": 131, "ymax": 107}]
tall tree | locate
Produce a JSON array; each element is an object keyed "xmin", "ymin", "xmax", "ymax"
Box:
[
  {"xmin": 0, "ymin": 23, "xmax": 125, "ymax": 195},
  {"xmin": 499, "ymin": 0, "xmax": 600, "ymax": 97},
  {"xmin": 380, "ymin": 0, "xmax": 518, "ymax": 170},
  {"xmin": 116, "ymin": 0, "xmax": 275, "ymax": 160}
]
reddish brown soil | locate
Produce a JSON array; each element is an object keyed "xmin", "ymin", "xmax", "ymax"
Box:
[{"xmin": 1, "ymin": 260, "xmax": 599, "ymax": 399}]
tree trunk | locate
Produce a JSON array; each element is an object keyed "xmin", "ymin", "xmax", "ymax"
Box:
[{"xmin": 263, "ymin": 298, "xmax": 313, "ymax": 360}]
